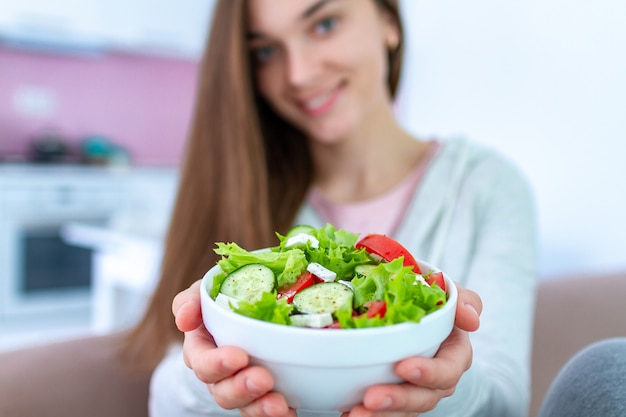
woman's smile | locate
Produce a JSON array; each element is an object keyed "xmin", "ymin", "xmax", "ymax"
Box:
[{"xmin": 297, "ymin": 80, "xmax": 346, "ymax": 117}]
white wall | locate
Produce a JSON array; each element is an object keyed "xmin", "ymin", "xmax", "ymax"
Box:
[{"xmin": 397, "ymin": 0, "xmax": 626, "ymax": 278}]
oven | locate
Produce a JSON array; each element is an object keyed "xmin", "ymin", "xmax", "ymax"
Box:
[{"xmin": 0, "ymin": 166, "xmax": 125, "ymax": 322}]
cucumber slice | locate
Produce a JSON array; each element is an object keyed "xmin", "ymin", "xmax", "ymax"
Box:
[
  {"xmin": 284, "ymin": 225, "xmax": 319, "ymax": 249},
  {"xmin": 354, "ymin": 264, "xmax": 377, "ymax": 279},
  {"xmin": 219, "ymin": 264, "xmax": 275, "ymax": 303},
  {"xmin": 215, "ymin": 293, "xmax": 240, "ymax": 310},
  {"xmin": 293, "ymin": 282, "xmax": 354, "ymax": 315},
  {"xmin": 285, "ymin": 225, "xmax": 316, "ymax": 239}
]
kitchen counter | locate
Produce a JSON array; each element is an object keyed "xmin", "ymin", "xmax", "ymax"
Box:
[
  {"xmin": 0, "ymin": 162, "xmax": 177, "ymax": 180},
  {"xmin": 58, "ymin": 163, "xmax": 179, "ymax": 332},
  {"xmin": 62, "ymin": 217, "xmax": 167, "ymax": 333},
  {"xmin": 0, "ymin": 162, "xmax": 130, "ymax": 177},
  {"xmin": 62, "ymin": 219, "xmax": 164, "ymax": 253}
]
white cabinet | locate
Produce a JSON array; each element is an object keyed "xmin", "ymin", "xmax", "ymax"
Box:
[{"xmin": 0, "ymin": 0, "xmax": 215, "ymax": 59}]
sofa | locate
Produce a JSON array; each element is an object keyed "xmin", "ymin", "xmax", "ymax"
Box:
[
  {"xmin": 529, "ymin": 272, "xmax": 626, "ymax": 416},
  {"xmin": 1, "ymin": 273, "xmax": 624, "ymax": 417}
]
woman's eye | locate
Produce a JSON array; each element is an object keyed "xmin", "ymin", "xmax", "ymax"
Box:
[
  {"xmin": 313, "ymin": 17, "xmax": 337, "ymax": 36},
  {"xmin": 252, "ymin": 45, "xmax": 276, "ymax": 63}
]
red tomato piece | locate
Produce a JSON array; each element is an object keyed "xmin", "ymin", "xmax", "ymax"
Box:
[
  {"xmin": 425, "ymin": 271, "xmax": 446, "ymax": 293},
  {"xmin": 312, "ymin": 275, "xmax": 325, "ymax": 284},
  {"xmin": 325, "ymin": 321, "xmax": 342, "ymax": 329},
  {"xmin": 277, "ymin": 271, "xmax": 315, "ymax": 303},
  {"xmin": 355, "ymin": 234, "xmax": 421, "ymax": 273},
  {"xmin": 364, "ymin": 300, "xmax": 387, "ymax": 318}
]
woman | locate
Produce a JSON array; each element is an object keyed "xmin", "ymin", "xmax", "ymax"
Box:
[{"xmin": 126, "ymin": 0, "xmax": 538, "ymax": 416}]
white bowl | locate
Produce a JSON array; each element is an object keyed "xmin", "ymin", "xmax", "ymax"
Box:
[{"xmin": 200, "ymin": 258, "xmax": 457, "ymax": 413}]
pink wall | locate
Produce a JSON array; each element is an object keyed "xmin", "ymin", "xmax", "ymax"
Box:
[{"xmin": 0, "ymin": 46, "xmax": 199, "ymax": 166}]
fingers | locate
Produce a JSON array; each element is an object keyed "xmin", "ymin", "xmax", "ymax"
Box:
[
  {"xmin": 360, "ymin": 377, "xmax": 452, "ymax": 414},
  {"xmin": 395, "ymin": 328, "xmax": 472, "ymax": 389},
  {"xmin": 360, "ymin": 328, "xmax": 472, "ymax": 414},
  {"xmin": 453, "ymin": 283, "xmax": 482, "ymax": 332},
  {"xmin": 173, "ymin": 280, "xmax": 251, "ymax": 384},
  {"xmin": 183, "ymin": 333, "xmax": 249, "ymax": 384},
  {"xmin": 172, "ymin": 281, "xmax": 295, "ymax": 417},
  {"xmin": 209, "ymin": 366, "xmax": 274, "ymax": 409},
  {"xmin": 210, "ymin": 367, "xmax": 295, "ymax": 417},
  {"xmin": 343, "ymin": 404, "xmax": 420, "ymax": 417},
  {"xmin": 239, "ymin": 392, "xmax": 296, "ymax": 417},
  {"xmin": 172, "ymin": 280, "xmax": 204, "ymax": 332}
]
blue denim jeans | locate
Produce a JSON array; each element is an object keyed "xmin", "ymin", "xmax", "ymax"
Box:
[{"xmin": 538, "ymin": 337, "xmax": 626, "ymax": 417}]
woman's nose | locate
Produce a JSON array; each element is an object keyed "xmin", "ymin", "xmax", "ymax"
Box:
[{"xmin": 285, "ymin": 44, "xmax": 319, "ymax": 88}]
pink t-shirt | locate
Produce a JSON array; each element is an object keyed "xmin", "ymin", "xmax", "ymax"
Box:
[{"xmin": 308, "ymin": 141, "xmax": 441, "ymax": 237}]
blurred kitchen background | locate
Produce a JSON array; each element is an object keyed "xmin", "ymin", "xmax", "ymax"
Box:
[{"xmin": 1, "ymin": 0, "xmax": 625, "ymax": 351}]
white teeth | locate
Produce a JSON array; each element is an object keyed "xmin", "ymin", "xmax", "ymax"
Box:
[{"xmin": 304, "ymin": 89, "xmax": 333, "ymax": 110}]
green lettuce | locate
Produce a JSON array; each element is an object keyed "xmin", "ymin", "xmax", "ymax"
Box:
[
  {"xmin": 211, "ymin": 224, "xmax": 448, "ymax": 329},
  {"xmin": 337, "ymin": 258, "xmax": 447, "ymax": 329},
  {"xmin": 278, "ymin": 223, "xmax": 372, "ymax": 280},
  {"xmin": 214, "ymin": 242, "xmax": 308, "ymax": 288},
  {"xmin": 232, "ymin": 292, "xmax": 293, "ymax": 325}
]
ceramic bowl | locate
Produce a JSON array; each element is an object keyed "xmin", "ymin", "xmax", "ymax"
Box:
[{"xmin": 200, "ymin": 258, "xmax": 457, "ymax": 413}]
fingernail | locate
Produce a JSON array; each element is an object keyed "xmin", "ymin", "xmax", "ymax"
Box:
[
  {"xmin": 220, "ymin": 358, "xmax": 235, "ymax": 372},
  {"xmin": 464, "ymin": 302, "xmax": 479, "ymax": 319},
  {"xmin": 377, "ymin": 396, "xmax": 393, "ymax": 410},
  {"xmin": 245, "ymin": 377, "xmax": 263, "ymax": 395},
  {"xmin": 408, "ymin": 368, "xmax": 422, "ymax": 382}
]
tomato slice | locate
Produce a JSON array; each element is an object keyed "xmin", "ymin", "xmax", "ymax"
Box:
[
  {"xmin": 425, "ymin": 271, "xmax": 446, "ymax": 293},
  {"xmin": 364, "ymin": 300, "xmax": 387, "ymax": 319},
  {"xmin": 325, "ymin": 320, "xmax": 342, "ymax": 329},
  {"xmin": 277, "ymin": 271, "xmax": 315, "ymax": 303},
  {"xmin": 355, "ymin": 234, "xmax": 421, "ymax": 274}
]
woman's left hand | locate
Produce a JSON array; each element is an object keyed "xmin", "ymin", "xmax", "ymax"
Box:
[{"xmin": 344, "ymin": 283, "xmax": 482, "ymax": 417}]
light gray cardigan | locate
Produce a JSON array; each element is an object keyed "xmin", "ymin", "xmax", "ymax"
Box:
[{"xmin": 149, "ymin": 138, "xmax": 538, "ymax": 417}]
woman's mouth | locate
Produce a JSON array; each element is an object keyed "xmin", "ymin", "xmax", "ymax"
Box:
[{"xmin": 298, "ymin": 82, "xmax": 345, "ymax": 117}]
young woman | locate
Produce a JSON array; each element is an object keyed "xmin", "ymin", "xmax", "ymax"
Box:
[{"xmin": 126, "ymin": 0, "xmax": 538, "ymax": 416}]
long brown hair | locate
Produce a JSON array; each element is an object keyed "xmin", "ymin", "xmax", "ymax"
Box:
[{"xmin": 123, "ymin": 0, "xmax": 405, "ymax": 371}]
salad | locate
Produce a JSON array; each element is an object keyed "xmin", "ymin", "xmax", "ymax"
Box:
[{"xmin": 209, "ymin": 224, "xmax": 448, "ymax": 329}]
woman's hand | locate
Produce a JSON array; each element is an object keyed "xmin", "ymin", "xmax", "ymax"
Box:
[
  {"xmin": 345, "ymin": 283, "xmax": 483, "ymax": 417},
  {"xmin": 173, "ymin": 281, "xmax": 482, "ymax": 417},
  {"xmin": 172, "ymin": 280, "xmax": 296, "ymax": 417}
]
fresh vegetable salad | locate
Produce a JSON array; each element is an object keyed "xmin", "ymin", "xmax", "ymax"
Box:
[{"xmin": 209, "ymin": 224, "xmax": 448, "ymax": 329}]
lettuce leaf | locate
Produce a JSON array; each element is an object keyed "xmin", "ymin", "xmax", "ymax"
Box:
[
  {"xmin": 214, "ymin": 242, "xmax": 308, "ymax": 288},
  {"xmin": 233, "ymin": 292, "xmax": 293, "ymax": 325},
  {"xmin": 278, "ymin": 223, "xmax": 371, "ymax": 280},
  {"xmin": 211, "ymin": 225, "xmax": 447, "ymax": 330},
  {"xmin": 337, "ymin": 258, "xmax": 447, "ymax": 329}
]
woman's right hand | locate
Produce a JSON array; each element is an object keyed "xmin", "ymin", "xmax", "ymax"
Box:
[{"xmin": 172, "ymin": 280, "xmax": 296, "ymax": 417}]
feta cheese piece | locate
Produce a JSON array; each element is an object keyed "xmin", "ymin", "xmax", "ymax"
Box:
[
  {"xmin": 285, "ymin": 233, "xmax": 320, "ymax": 249},
  {"xmin": 215, "ymin": 293, "xmax": 240, "ymax": 310},
  {"xmin": 413, "ymin": 275, "xmax": 428, "ymax": 286},
  {"xmin": 290, "ymin": 313, "xmax": 333, "ymax": 328},
  {"xmin": 337, "ymin": 280, "xmax": 354, "ymax": 290},
  {"xmin": 306, "ymin": 262, "xmax": 337, "ymax": 282}
]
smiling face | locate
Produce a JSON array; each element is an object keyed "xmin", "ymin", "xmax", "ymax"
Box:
[{"xmin": 246, "ymin": 0, "xmax": 400, "ymax": 144}]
